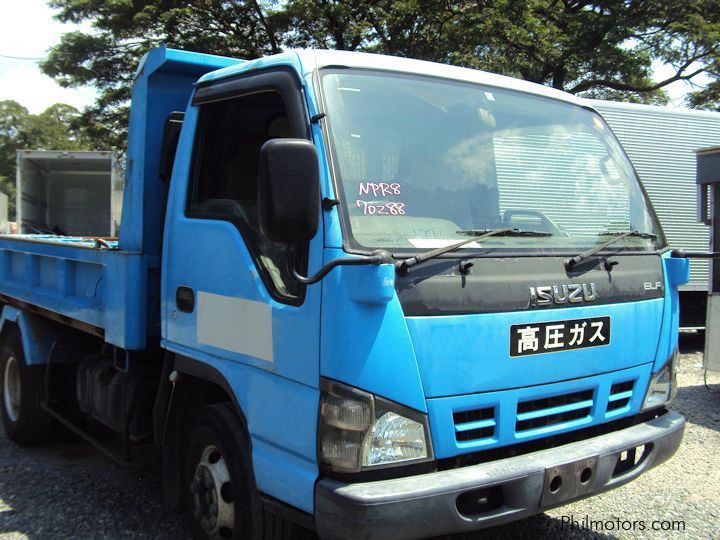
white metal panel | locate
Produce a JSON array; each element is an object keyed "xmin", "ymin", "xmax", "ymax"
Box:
[
  {"xmin": 704, "ymin": 293, "xmax": 720, "ymax": 371},
  {"xmin": 0, "ymin": 193, "xmax": 7, "ymax": 233},
  {"xmin": 47, "ymin": 171, "xmax": 111, "ymax": 236},
  {"xmin": 110, "ymin": 154, "xmax": 124, "ymax": 237},
  {"xmin": 15, "ymin": 150, "xmax": 119, "ymax": 237},
  {"xmin": 196, "ymin": 291, "xmax": 274, "ymax": 363},
  {"xmin": 16, "ymin": 154, "xmax": 49, "ymax": 233},
  {"xmin": 588, "ymin": 101, "xmax": 720, "ymax": 291}
]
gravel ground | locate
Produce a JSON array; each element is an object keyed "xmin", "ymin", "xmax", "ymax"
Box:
[{"xmin": 1, "ymin": 333, "xmax": 718, "ymax": 539}]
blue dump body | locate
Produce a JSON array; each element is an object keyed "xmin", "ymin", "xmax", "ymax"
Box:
[
  {"xmin": 0, "ymin": 47, "xmax": 691, "ymax": 539},
  {"xmin": 0, "ymin": 49, "xmax": 240, "ymax": 351}
]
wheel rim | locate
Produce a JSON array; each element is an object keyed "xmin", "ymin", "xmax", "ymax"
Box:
[
  {"xmin": 3, "ymin": 355, "xmax": 21, "ymax": 423},
  {"xmin": 190, "ymin": 445, "xmax": 235, "ymax": 539}
]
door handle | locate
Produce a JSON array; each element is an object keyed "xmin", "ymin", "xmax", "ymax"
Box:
[{"xmin": 176, "ymin": 286, "xmax": 195, "ymax": 313}]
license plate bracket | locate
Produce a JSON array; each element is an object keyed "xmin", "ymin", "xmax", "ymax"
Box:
[{"xmin": 541, "ymin": 456, "xmax": 599, "ymax": 508}]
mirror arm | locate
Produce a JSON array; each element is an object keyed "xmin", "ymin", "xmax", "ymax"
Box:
[{"xmin": 293, "ymin": 250, "xmax": 393, "ymax": 285}]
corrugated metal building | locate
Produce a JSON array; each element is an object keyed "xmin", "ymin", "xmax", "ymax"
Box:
[{"xmin": 588, "ymin": 100, "xmax": 720, "ymax": 326}]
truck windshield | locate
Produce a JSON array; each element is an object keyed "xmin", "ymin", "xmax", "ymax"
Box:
[{"xmin": 319, "ymin": 69, "xmax": 663, "ymax": 255}]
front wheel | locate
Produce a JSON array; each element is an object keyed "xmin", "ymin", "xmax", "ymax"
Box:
[
  {"xmin": 184, "ymin": 403, "xmax": 251, "ymax": 539},
  {"xmin": 183, "ymin": 403, "xmax": 305, "ymax": 540}
]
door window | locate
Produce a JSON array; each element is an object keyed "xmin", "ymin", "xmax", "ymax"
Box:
[{"xmin": 188, "ymin": 91, "xmax": 306, "ymax": 302}]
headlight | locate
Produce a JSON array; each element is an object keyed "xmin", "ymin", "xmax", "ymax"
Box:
[
  {"xmin": 319, "ymin": 379, "xmax": 433, "ymax": 473},
  {"xmin": 642, "ymin": 348, "xmax": 679, "ymax": 411}
]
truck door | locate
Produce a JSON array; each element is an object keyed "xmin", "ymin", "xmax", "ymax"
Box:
[{"xmin": 162, "ymin": 69, "xmax": 322, "ymax": 391}]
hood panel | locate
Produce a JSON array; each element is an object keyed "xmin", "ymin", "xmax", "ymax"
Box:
[
  {"xmin": 406, "ymin": 299, "xmax": 663, "ymax": 398},
  {"xmin": 396, "ymin": 254, "xmax": 664, "ymax": 316}
]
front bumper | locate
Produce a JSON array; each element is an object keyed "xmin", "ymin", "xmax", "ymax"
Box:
[{"xmin": 315, "ymin": 409, "xmax": 685, "ymax": 540}]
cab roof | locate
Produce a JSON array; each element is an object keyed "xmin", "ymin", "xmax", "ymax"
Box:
[{"xmin": 196, "ymin": 49, "xmax": 584, "ymax": 107}]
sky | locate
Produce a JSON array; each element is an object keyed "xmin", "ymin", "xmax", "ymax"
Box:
[
  {"xmin": 0, "ymin": 0, "xmax": 97, "ymax": 114},
  {"xmin": 0, "ymin": 0, "xmax": 712, "ymax": 114}
]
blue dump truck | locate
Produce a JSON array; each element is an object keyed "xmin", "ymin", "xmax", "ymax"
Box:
[{"xmin": 0, "ymin": 47, "xmax": 689, "ymax": 539}]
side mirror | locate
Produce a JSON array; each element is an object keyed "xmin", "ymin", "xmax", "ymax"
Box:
[{"xmin": 258, "ymin": 138, "xmax": 320, "ymax": 243}]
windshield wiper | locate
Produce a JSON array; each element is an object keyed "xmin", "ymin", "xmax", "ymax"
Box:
[
  {"xmin": 396, "ymin": 227, "xmax": 550, "ymax": 275},
  {"xmin": 458, "ymin": 228, "xmax": 553, "ymax": 237},
  {"xmin": 564, "ymin": 230, "xmax": 657, "ymax": 270}
]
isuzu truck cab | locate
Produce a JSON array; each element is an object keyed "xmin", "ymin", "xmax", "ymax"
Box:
[{"xmin": 0, "ymin": 47, "xmax": 687, "ymax": 539}]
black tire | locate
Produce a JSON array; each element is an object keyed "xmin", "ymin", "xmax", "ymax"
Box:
[
  {"xmin": 0, "ymin": 328, "xmax": 52, "ymax": 444},
  {"xmin": 183, "ymin": 402, "xmax": 304, "ymax": 540}
]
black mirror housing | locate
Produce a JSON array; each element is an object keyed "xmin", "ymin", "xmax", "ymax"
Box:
[{"xmin": 258, "ymin": 138, "xmax": 320, "ymax": 243}]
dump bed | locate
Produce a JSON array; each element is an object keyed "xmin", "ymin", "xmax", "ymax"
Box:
[
  {"xmin": 0, "ymin": 234, "xmax": 150, "ymax": 348},
  {"xmin": 0, "ymin": 48, "xmax": 240, "ymax": 350}
]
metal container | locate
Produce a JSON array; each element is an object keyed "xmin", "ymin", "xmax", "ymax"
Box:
[
  {"xmin": 0, "ymin": 192, "xmax": 8, "ymax": 234},
  {"xmin": 16, "ymin": 150, "xmax": 123, "ymax": 237}
]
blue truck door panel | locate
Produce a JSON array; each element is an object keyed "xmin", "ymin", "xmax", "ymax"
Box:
[{"xmin": 161, "ymin": 71, "xmax": 322, "ymax": 513}]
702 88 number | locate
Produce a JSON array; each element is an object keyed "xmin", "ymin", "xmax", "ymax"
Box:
[{"xmin": 355, "ymin": 200, "xmax": 406, "ymax": 215}]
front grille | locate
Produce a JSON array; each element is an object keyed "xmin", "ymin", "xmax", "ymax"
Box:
[
  {"xmin": 453, "ymin": 407, "xmax": 496, "ymax": 442},
  {"xmin": 429, "ymin": 366, "xmax": 649, "ymax": 458},
  {"xmin": 515, "ymin": 389, "xmax": 594, "ymax": 433},
  {"xmin": 607, "ymin": 380, "xmax": 635, "ymax": 412}
]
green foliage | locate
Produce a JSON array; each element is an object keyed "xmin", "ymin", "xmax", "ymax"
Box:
[
  {"xmin": 0, "ymin": 100, "xmax": 95, "ymax": 220},
  {"xmin": 689, "ymin": 79, "xmax": 720, "ymax": 108},
  {"xmin": 39, "ymin": 0, "xmax": 720, "ymax": 150}
]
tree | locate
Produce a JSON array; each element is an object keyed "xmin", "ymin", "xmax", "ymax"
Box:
[
  {"xmin": 41, "ymin": 0, "xmax": 720, "ymax": 150},
  {"xmin": 0, "ymin": 100, "xmax": 94, "ymax": 220},
  {"xmin": 280, "ymin": 1, "xmax": 720, "ymax": 104}
]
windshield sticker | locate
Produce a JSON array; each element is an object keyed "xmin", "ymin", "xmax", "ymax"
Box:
[
  {"xmin": 408, "ymin": 239, "xmax": 481, "ymax": 248},
  {"xmin": 355, "ymin": 200, "xmax": 406, "ymax": 215},
  {"xmin": 359, "ymin": 182, "xmax": 401, "ymax": 197},
  {"xmin": 355, "ymin": 182, "xmax": 405, "ymax": 215}
]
